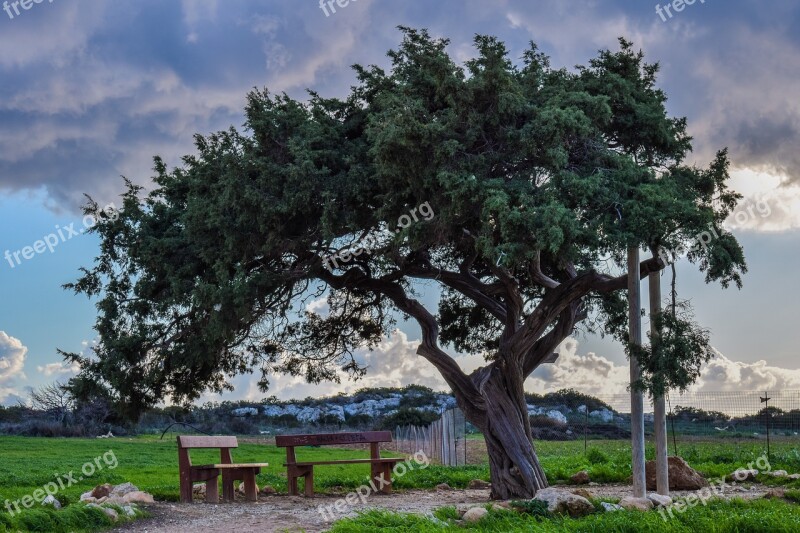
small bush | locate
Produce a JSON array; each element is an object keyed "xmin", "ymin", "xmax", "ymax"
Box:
[
  {"xmin": 510, "ymin": 499, "xmax": 550, "ymax": 518},
  {"xmin": 585, "ymin": 447, "xmax": 609, "ymax": 464}
]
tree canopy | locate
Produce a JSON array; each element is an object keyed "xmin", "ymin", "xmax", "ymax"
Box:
[{"xmin": 64, "ymin": 29, "xmax": 746, "ymax": 423}]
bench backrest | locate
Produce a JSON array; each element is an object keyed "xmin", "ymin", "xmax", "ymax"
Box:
[
  {"xmin": 177, "ymin": 435, "xmax": 238, "ymax": 449},
  {"xmin": 275, "ymin": 431, "xmax": 392, "ymax": 447}
]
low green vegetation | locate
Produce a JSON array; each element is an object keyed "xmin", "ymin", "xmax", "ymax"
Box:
[
  {"xmin": 328, "ymin": 499, "xmax": 800, "ymax": 532},
  {"xmin": 2, "ymin": 436, "xmax": 800, "ymax": 531}
]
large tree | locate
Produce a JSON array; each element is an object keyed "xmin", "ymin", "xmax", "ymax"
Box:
[{"xmin": 65, "ymin": 29, "xmax": 746, "ymax": 499}]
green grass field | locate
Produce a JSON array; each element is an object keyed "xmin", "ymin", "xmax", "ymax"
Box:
[{"xmin": 1, "ymin": 436, "xmax": 800, "ymax": 531}]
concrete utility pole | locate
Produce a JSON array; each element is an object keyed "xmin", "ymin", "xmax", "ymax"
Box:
[
  {"xmin": 628, "ymin": 246, "xmax": 647, "ymax": 498},
  {"xmin": 650, "ymin": 268, "xmax": 669, "ymax": 496}
]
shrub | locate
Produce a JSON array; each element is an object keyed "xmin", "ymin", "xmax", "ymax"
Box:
[
  {"xmin": 380, "ymin": 408, "xmax": 440, "ymax": 429},
  {"xmin": 586, "ymin": 447, "xmax": 609, "ymax": 464}
]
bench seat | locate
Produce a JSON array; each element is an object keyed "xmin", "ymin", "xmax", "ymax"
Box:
[
  {"xmin": 194, "ymin": 463, "xmax": 269, "ymax": 469},
  {"xmin": 276, "ymin": 431, "xmax": 400, "ymax": 497}
]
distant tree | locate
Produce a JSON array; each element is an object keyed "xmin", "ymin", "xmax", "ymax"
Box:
[
  {"xmin": 28, "ymin": 382, "xmax": 74, "ymax": 424},
  {"xmin": 64, "ymin": 29, "xmax": 745, "ymax": 498}
]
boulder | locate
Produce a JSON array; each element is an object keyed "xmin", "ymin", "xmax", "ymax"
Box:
[
  {"xmin": 571, "ymin": 488, "xmax": 593, "ymax": 500},
  {"xmin": 462, "ymin": 507, "xmax": 488, "ymax": 522},
  {"xmin": 645, "ymin": 456, "xmax": 708, "ymax": 490},
  {"xmin": 87, "ymin": 504, "xmax": 119, "ymax": 522},
  {"xmin": 121, "ymin": 491, "xmax": 155, "ymax": 504},
  {"xmin": 91, "ymin": 483, "xmax": 113, "ymax": 499},
  {"xmin": 435, "ymin": 483, "xmax": 452, "ymax": 491},
  {"xmin": 570, "ymin": 471, "xmax": 590, "ymax": 485},
  {"xmin": 533, "ymin": 488, "xmax": 595, "ymax": 518},
  {"xmin": 648, "ymin": 494, "xmax": 672, "ymax": 508},
  {"xmin": 79, "ymin": 491, "xmax": 96, "ymax": 503},
  {"xmin": 121, "ymin": 505, "xmax": 136, "ymax": 517},
  {"xmin": 111, "ymin": 482, "xmax": 140, "ymax": 497},
  {"xmin": 41, "ymin": 495, "xmax": 61, "ymax": 510},
  {"xmin": 729, "ymin": 469, "xmax": 758, "ymax": 481},
  {"xmin": 764, "ymin": 488, "xmax": 786, "ymax": 499},
  {"xmin": 601, "ymin": 502, "xmax": 623, "ymax": 512},
  {"xmin": 768, "ymin": 470, "xmax": 788, "ymax": 478},
  {"xmin": 260, "ymin": 485, "xmax": 277, "ymax": 495},
  {"xmin": 467, "ymin": 479, "xmax": 491, "ymax": 489},
  {"xmin": 238, "ymin": 482, "xmax": 259, "ymax": 494},
  {"xmin": 193, "ymin": 483, "xmax": 206, "ymax": 496},
  {"xmin": 619, "ymin": 496, "xmax": 653, "ymax": 511},
  {"xmin": 789, "ymin": 474, "xmax": 800, "ymax": 480}
]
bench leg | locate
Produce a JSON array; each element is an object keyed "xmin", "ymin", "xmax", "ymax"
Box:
[
  {"xmin": 205, "ymin": 477, "xmax": 219, "ymax": 504},
  {"xmin": 381, "ymin": 463, "xmax": 393, "ymax": 494},
  {"xmin": 304, "ymin": 467, "xmax": 314, "ymax": 497},
  {"xmin": 222, "ymin": 471, "xmax": 236, "ymax": 502},
  {"xmin": 243, "ymin": 469, "xmax": 258, "ymax": 502},
  {"xmin": 288, "ymin": 467, "xmax": 299, "ymax": 496}
]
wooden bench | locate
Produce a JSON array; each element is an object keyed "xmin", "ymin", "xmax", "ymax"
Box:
[
  {"xmin": 177, "ymin": 435, "xmax": 268, "ymax": 503},
  {"xmin": 276, "ymin": 431, "xmax": 400, "ymax": 497}
]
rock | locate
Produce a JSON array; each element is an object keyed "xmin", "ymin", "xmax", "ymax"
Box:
[
  {"xmin": 491, "ymin": 501, "xmax": 512, "ymax": 510},
  {"xmin": 96, "ymin": 496, "xmax": 107, "ymax": 504},
  {"xmin": 462, "ymin": 507, "xmax": 488, "ymax": 522},
  {"xmin": 232, "ymin": 407, "xmax": 259, "ymax": 416},
  {"xmin": 533, "ymin": 488, "xmax": 595, "ymax": 518},
  {"xmin": 589, "ymin": 408, "xmax": 615, "ymax": 423},
  {"xmin": 730, "ymin": 469, "xmax": 758, "ymax": 481},
  {"xmin": 546, "ymin": 410, "xmax": 568, "ymax": 424},
  {"xmin": 645, "ymin": 456, "xmax": 708, "ymax": 490},
  {"xmin": 238, "ymin": 482, "xmax": 259, "ymax": 494},
  {"xmin": 79, "ymin": 491, "xmax": 95, "ymax": 503},
  {"xmin": 87, "ymin": 504, "xmax": 119, "ymax": 522},
  {"xmin": 619, "ymin": 496, "xmax": 654, "ymax": 511},
  {"xmin": 601, "ymin": 502, "xmax": 623, "ymax": 512},
  {"xmin": 260, "ymin": 485, "xmax": 277, "ymax": 495},
  {"xmin": 570, "ymin": 471, "xmax": 590, "ymax": 485},
  {"xmin": 768, "ymin": 470, "xmax": 788, "ymax": 478},
  {"xmin": 789, "ymin": 474, "xmax": 800, "ymax": 480},
  {"xmin": 764, "ymin": 488, "xmax": 786, "ymax": 499},
  {"xmin": 91, "ymin": 483, "xmax": 113, "ymax": 499},
  {"xmin": 121, "ymin": 505, "xmax": 136, "ymax": 517},
  {"xmin": 571, "ymin": 488, "xmax": 593, "ymax": 500},
  {"xmin": 435, "ymin": 483, "xmax": 452, "ymax": 491},
  {"xmin": 193, "ymin": 483, "xmax": 206, "ymax": 496},
  {"xmin": 467, "ymin": 479, "xmax": 491, "ymax": 489},
  {"xmin": 111, "ymin": 482, "xmax": 140, "ymax": 497},
  {"xmin": 41, "ymin": 495, "xmax": 61, "ymax": 509},
  {"xmin": 121, "ymin": 491, "xmax": 155, "ymax": 504},
  {"xmin": 648, "ymin": 494, "xmax": 672, "ymax": 508}
]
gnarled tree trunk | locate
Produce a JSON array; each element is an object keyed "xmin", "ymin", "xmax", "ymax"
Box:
[{"xmin": 459, "ymin": 364, "xmax": 548, "ymax": 499}]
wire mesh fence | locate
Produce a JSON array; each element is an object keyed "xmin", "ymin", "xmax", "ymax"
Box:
[{"xmin": 394, "ymin": 390, "xmax": 800, "ymax": 465}]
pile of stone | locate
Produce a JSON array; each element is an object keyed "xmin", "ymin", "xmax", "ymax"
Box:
[{"xmin": 77, "ymin": 482, "xmax": 154, "ymax": 522}]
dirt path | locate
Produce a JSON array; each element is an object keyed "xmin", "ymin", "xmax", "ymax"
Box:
[{"xmin": 112, "ymin": 483, "xmax": 774, "ymax": 533}]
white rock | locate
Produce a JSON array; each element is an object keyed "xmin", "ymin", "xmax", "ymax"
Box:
[
  {"xmin": 462, "ymin": 507, "xmax": 488, "ymax": 522},
  {"xmin": 546, "ymin": 410, "xmax": 568, "ymax": 424},
  {"xmin": 589, "ymin": 408, "xmax": 615, "ymax": 423},
  {"xmin": 232, "ymin": 407, "xmax": 259, "ymax": 416},
  {"xmin": 534, "ymin": 488, "xmax": 595, "ymax": 517},
  {"xmin": 42, "ymin": 495, "xmax": 61, "ymax": 509},
  {"xmin": 601, "ymin": 502, "xmax": 623, "ymax": 512},
  {"xmin": 648, "ymin": 494, "xmax": 672, "ymax": 508},
  {"xmin": 80, "ymin": 491, "xmax": 95, "ymax": 502},
  {"xmin": 769, "ymin": 470, "xmax": 789, "ymax": 477},
  {"xmin": 122, "ymin": 505, "xmax": 136, "ymax": 517},
  {"xmin": 619, "ymin": 496, "xmax": 653, "ymax": 511},
  {"xmin": 121, "ymin": 491, "xmax": 155, "ymax": 504},
  {"xmin": 111, "ymin": 482, "xmax": 140, "ymax": 497}
]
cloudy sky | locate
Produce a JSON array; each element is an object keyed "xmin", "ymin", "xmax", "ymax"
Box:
[{"xmin": 1, "ymin": 0, "xmax": 799, "ymax": 405}]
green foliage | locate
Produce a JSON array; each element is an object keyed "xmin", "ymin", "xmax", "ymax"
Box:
[
  {"xmin": 380, "ymin": 408, "xmax": 440, "ymax": 430},
  {"xmin": 63, "ymin": 28, "xmax": 745, "ymax": 418},
  {"xmin": 329, "ymin": 499, "xmax": 800, "ymax": 532},
  {"xmin": 510, "ymin": 498, "xmax": 551, "ymax": 518},
  {"xmin": 585, "ymin": 447, "xmax": 609, "ymax": 465}
]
